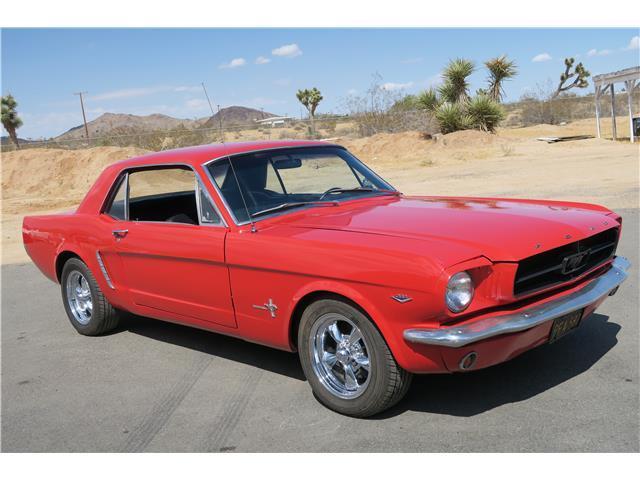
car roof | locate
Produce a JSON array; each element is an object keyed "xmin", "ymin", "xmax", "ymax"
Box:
[{"xmin": 111, "ymin": 140, "xmax": 341, "ymax": 169}]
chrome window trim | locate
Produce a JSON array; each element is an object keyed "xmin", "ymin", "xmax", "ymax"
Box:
[
  {"xmin": 102, "ymin": 162, "xmax": 227, "ymax": 228},
  {"xmin": 200, "ymin": 145, "xmax": 398, "ymax": 227}
]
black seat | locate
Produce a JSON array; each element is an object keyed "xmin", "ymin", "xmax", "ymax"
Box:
[{"xmin": 165, "ymin": 213, "xmax": 196, "ymax": 225}]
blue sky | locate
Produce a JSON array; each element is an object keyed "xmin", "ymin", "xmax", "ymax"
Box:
[{"xmin": 2, "ymin": 28, "xmax": 639, "ymax": 138}]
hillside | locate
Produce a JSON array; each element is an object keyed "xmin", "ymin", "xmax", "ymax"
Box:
[
  {"xmin": 200, "ymin": 106, "xmax": 278, "ymax": 129},
  {"xmin": 56, "ymin": 113, "xmax": 202, "ymax": 141},
  {"xmin": 0, "ymin": 136, "xmax": 36, "ymax": 146}
]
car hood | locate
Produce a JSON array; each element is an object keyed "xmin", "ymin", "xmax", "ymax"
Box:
[{"xmin": 279, "ymin": 195, "xmax": 616, "ymax": 262}]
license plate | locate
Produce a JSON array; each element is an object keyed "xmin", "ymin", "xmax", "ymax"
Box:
[{"xmin": 548, "ymin": 309, "xmax": 584, "ymax": 343}]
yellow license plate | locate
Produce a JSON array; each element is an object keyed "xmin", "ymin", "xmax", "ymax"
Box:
[{"xmin": 549, "ymin": 309, "xmax": 584, "ymax": 343}]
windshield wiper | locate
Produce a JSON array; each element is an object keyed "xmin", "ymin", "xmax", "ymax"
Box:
[
  {"xmin": 251, "ymin": 201, "xmax": 338, "ymax": 218},
  {"xmin": 320, "ymin": 187, "xmax": 401, "ymax": 199}
]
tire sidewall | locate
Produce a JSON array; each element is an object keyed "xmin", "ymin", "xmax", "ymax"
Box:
[
  {"xmin": 61, "ymin": 258, "xmax": 104, "ymax": 335},
  {"xmin": 298, "ymin": 299, "xmax": 394, "ymax": 417}
]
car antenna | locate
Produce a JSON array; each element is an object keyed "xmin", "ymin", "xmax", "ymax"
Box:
[
  {"xmin": 215, "ymin": 106, "xmax": 257, "ymax": 233},
  {"xmin": 227, "ymin": 154, "xmax": 258, "ymax": 233}
]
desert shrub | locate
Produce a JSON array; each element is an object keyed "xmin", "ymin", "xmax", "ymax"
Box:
[
  {"xmin": 435, "ymin": 102, "xmax": 472, "ymax": 134},
  {"xmin": 320, "ymin": 118, "xmax": 337, "ymax": 134},
  {"xmin": 467, "ymin": 95, "xmax": 505, "ymax": 132}
]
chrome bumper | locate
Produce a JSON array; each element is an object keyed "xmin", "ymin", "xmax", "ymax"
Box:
[{"xmin": 404, "ymin": 256, "xmax": 631, "ymax": 348}]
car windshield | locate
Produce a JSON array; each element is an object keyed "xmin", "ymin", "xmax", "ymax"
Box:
[{"xmin": 206, "ymin": 146, "xmax": 396, "ymax": 223}]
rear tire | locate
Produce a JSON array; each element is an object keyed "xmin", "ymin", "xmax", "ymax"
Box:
[
  {"xmin": 298, "ymin": 298, "xmax": 412, "ymax": 417},
  {"xmin": 61, "ymin": 257, "xmax": 121, "ymax": 336}
]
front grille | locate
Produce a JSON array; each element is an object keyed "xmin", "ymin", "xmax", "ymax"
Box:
[{"xmin": 514, "ymin": 227, "xmax": 619, "ymax": 296}]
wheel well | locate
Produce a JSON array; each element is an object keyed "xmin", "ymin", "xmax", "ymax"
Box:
[
  {"xmin": 55, "ymin": 251, "xmax": 81, "ymax": 282},
  {"xmin": 289, "ymin": 291, "xmax": 374, "ymax": 351}
]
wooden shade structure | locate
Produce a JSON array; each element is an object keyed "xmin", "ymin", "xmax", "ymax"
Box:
[{"xmin": 593, "ymin": 66, "xmax": 640, "ymax": 143}]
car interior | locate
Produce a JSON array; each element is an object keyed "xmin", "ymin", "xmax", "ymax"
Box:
[{"xmin": 106, "ymin": 167, "xmax": 214, "ymax": 225}]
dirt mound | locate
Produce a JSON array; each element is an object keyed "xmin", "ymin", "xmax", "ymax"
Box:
[
  {"xmin": 436, "ymin": 129, "xmax": 504, "ymax": 148},
  {"xmin": 339, "ymin": 131, "xmax": 430, "ymax": 164},
  {"xmin": 1, "ymin": 146, "xmax": 149, "ymax": 213}
]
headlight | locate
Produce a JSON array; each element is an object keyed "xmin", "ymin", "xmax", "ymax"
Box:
[{"xmin": 445, "ymin": 271, "xmax": 474, "ymax": 312}]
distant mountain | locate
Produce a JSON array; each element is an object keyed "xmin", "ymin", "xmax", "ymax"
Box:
[
  {"xmin": 1, "ymin": 136, "xmax": 36, "ymax": 146},
  {"xmin": 55, "ymin": 113, "xmax": 202, "ymax": 141},
  {"xmin": 52, "ymin": 107, "xmax": 279, "ymax": 141},
  {"xmin": 200, "ymin": 106, "xmax": 278, "ymax": 129}
]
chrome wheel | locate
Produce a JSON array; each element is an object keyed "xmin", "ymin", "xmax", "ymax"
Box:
[
  {"xmin": 310, "ymin": 313, "xmax": 371, "ymax": 399},
  {"xmin": 66, "ymin": 271, "xmax": 93, "ymax": 325}
]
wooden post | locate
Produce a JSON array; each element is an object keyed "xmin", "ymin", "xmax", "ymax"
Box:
[
  {"xmin": 626, "ymin": 79, "xmax": 635, "ymax": 143},
  {"xmin": 610, "ymin": 84, "xmax": 617, "ymax": 141},
  {"xmin": 595, "ymin": 85, "xmax": 602, "ymax": 139},
  {"xmin": 74, "ymin": 91, "xmax": 90, "ymax": 139}
]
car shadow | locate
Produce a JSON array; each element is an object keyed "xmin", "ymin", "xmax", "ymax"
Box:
[
  {"xmin": 119, "ymin": 313, "xmax": 619, "ymax": 418},
  {"xmin": 376, "ymin": 313, "xmax": 620, "ymax": 418},
  {"xmin": 120, "ymin": 315, "xmax": 306, "ymax": 381}
]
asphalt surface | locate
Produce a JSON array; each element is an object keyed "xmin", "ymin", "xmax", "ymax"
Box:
[{"xmin": 2, "ymin": 209, "xmax": 638, "ymax": 452}]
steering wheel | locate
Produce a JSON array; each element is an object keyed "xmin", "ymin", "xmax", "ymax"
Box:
[{"xmin": 318, "ymin": 187, "xmax": 344, "ymax": 200}]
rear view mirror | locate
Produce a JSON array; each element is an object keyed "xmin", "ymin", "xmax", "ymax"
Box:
[{"xmin": 272, "ymin": 155, "xmax": 302, "ymax": 169}]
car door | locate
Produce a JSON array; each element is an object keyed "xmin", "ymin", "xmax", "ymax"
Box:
[{"xmin": 102, "ymin": 165, "xmax": 236, "ymax": 328}]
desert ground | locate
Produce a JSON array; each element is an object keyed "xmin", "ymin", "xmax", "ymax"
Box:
[{"xmin": 1, "ymin": 117, "xmax": 638, "ymax": 264}]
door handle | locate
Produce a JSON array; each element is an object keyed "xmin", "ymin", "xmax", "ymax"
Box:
[{"xmin": 112, "ymin": 229, "xmax": 129, "ymax": 240}]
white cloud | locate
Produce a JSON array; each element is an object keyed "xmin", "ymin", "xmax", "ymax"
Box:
[
  {"xmin": 626, "ymin": 36, "xmax": 639, "ymax": 50},
  {"xmin": 89, "ymin": 85, "xmax": 199, "ymax": 101},
  {"xmin": 174, "ymin": 86, "xmax": 201, "ymax": 92},
  {"xmin": 381, "ymin": 81, "xmax": 414, "ymax": 91},
  {"xmin": 185, "ymin": 98, "xmax": 209, "ymax": 110},
  {"xmin": 532, "ymin": 53, "xmax": 552, "ymax": 62},
  {"xmin": 255, "ymin": 56, "xmax": 271, "ymax": 65},
  {"xmin": 90, "ymin": 87, "xmax": 164, "ymax": 101},
  {"xmin": 271, "ymin": 43, "xmax": 302, "ymax": 58},
  {"xmin": 425, "ymin": 73, "xmax": 443, "ymax": 87},
  {"xmin": 587, "ymin": 48, "xmax": 612, "ymax": 57},
  {"xmin": 347, "ymin": 88, "xmax": 358, "ymax": 95},
  {"xmin": 219, "ymin": 58, "xmax": 246, "ymax": 69}
]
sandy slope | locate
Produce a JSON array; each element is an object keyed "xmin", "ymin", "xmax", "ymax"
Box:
[{"xmin": 2, "ymin": 120, "xmax": 638, "ymax": 264}]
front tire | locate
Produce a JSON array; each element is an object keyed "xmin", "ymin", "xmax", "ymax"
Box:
[
  {"xmin": 298, "ymin": 298, "xmax": 412, "ymax": 417},
  {"xmin": 61, "ymin": 257, "xmax": 121, "ymax": 336}
]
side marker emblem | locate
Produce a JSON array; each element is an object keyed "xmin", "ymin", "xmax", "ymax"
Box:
[{"xmin": 391, "ymin": 294, "xmax": 413, "ymax": 304}]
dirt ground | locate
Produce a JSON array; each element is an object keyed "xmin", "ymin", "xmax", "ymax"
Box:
[{"xmin": 2, "ymin": 117, "xmax": 638, "ymax": 264}]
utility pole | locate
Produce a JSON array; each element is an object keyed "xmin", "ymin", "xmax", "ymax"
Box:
[
  {"xmin": 73, "ymin": 92, "xmax": 89, "ymax": 139},
  {"xmin": 201, "ymin": 82, "xmax": 216, "ymax": 118},
  {"xmin": 217, "ymin": 104, "xmax": 225, "ymax": 143}
]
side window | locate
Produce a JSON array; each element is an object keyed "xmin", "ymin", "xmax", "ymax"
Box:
[
  {"xmin": 197, "ymin": 180, "xmax": 222, "ymax": 225},
  {"xmin": 265, "ymin": 161, "xmax": 285, "ymax": 193},
  {"xmin": 106, "ymin": 175, "xmax": 127, "ymax": 220},
  {"xmin": 104, "ymin": 166, "xmax": 223, "ymax": 226},
  {"xmin": 127, "ymin": 168, "xmax": 197, "ymax": 223}
]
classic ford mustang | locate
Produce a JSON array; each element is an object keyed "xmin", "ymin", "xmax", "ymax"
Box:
[{"xmin": 23, "ymin": 140, "xmax": 630, "ymax": 417}]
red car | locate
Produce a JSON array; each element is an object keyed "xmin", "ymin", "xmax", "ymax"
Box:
[{"xmin": 23, "ymin": 140, "xmax": 630, "ymax": 417}]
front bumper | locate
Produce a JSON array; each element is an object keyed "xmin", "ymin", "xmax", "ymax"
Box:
[{"xmin": 404, "ymin": 256, "xmax": 631, "ymax": 348}]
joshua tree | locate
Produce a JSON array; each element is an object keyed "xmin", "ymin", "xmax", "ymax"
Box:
[
  {"xmin": 296, "ymin": 87, "xmax": 323, "ymax": 134},
  {"xmin": 485, "ymin": 55, "xmax": 517, "ymax": 102},
  {"xmin": 552, "ymin": 58, "xmax": 590, "ymax": 99},
  {"xmin": 1, "ymin": 94, "xmax": 23, "ymax": 149}
]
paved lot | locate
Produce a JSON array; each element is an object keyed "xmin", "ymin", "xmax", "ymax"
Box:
[{"xmin": 2, "ymin": 209, "xmax": 638, "ymax": 452}]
